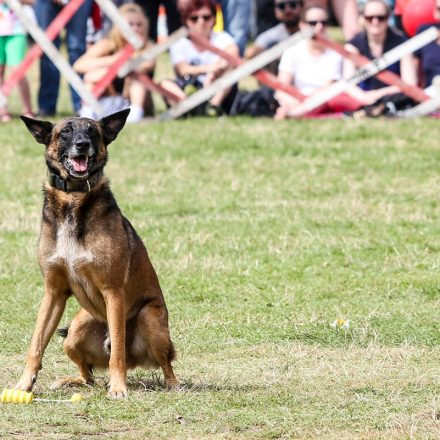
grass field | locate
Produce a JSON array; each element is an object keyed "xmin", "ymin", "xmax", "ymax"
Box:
[{"xmin": 2, "ymin": 102, "xmax": 440, "ymax": 438}]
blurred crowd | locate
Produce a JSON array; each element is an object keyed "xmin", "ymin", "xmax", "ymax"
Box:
[{"xmin": 0, "ymin": 0, "xmax": 439, "ymax": 121}]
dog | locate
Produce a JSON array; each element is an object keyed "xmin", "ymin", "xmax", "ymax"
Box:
[{"xmin": 14, "ymin": 109, "xmax": 179, "ymax": 398}]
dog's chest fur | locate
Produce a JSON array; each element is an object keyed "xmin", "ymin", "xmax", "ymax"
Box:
[
  {"xmin": 49, "ymin": 219, "xmax": 94, "ymax": 270},
  {"xmin": 47, "ymin": 215, "xmax": 106, "ymax": 317}
]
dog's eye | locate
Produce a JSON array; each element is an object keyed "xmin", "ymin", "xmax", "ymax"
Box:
[
  {"xmin": 61, "ymin": 127, "xmax": 71, "ymax": 135},
  {"xmin": 87, "ymin": 126, "xmax": 97, "ymax": 136}
]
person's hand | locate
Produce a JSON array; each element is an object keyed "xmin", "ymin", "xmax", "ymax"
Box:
[{"xmin": 274, "ymin": 106, "xmax": 289, "ymax": 120}]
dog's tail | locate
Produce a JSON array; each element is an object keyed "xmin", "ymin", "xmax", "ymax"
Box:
[{"xmin": 56, "ymin": 327, "xmax": 69, "ymax": 338}]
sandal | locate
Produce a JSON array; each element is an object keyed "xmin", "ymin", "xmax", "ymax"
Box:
[{"xmin": 22, "ymin": 111, "xmax": 35, "ymax": 118}]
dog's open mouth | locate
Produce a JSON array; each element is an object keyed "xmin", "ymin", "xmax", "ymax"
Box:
[{"xmin": 63, "ymin": 154, "xmax": 95, "ymax": 178}]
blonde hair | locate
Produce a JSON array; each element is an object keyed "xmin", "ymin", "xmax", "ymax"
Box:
[
  {"xmin": 362, "ymin": 0, "xmax": 391, "ymax": 16},
  {"xmin": 108, "ymin": 3, "xmax": 149, "ymax": 51}
]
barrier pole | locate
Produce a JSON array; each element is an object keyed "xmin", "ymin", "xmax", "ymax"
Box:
[
  {"xmin": 92, "ymin": 45, "xmax": 135, "ymax": 98},
  {"xmin": 188, "ymin": 32, "xmax": 306, "ymax": 101},
  {"xmin": 118, "ymin": 27, "xmax": 188, "ymax": 77},
  {"xmin": 6, "ymin": 0, "xmax": 102, "ymax": 115},
  {"xmin": 289, "ymin": 26, "xmax": 438, "ymax": 116},
  {"xmin": 94, "ymin": 0, "xmax": 143, "ymax": 49},
  {"xmin": 2, "ymin": 0, "xmax": 86, "ymax": 96},
  {"xmin": 315, "ymin": 33, "xmax": 431, "ymax": 102},
  {"xmin": 402, "ymin": 75, "xmax": 440, "ymax": 117},
  {"xmin": 135, "ymin": 73, "xmax": 183, "ymax": 103},
  {"xmin": 162, "ymin": 28, "xmax": 314, "ymax": 120}
]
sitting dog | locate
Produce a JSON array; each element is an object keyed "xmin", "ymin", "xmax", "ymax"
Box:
[{"xmin": 15, "ymin": 109, "xmax": 178, "ymax": 398}]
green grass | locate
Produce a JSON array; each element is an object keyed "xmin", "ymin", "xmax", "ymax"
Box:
[{"xmin": 2, "ymin": 114, "xmax": 440, "ymax": 439}]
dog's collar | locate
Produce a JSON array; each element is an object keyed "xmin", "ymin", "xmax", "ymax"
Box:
[{"xmin": 47, "ymin": 169, "xmax": 103, "ymax": 193}]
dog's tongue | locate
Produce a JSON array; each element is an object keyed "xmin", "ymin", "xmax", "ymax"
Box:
[{"xmin": 71, "ymin": 156, "xmax": 88, "ymax": 172}]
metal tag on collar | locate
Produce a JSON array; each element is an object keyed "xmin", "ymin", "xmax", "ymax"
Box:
[{"xmin": 86, "ymin": 179, "xmax": 91, "ymax": 192}]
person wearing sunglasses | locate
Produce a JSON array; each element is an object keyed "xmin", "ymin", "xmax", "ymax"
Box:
[
  {"xmin": 161, "ymin": 0, "xmax": 239, "ymax": 115},
  {"xmin": 344, "ymin": 0, "xmax": 417, "ymax": 97},
  {"xmin": 245, "ymin": 0, "xmax": 303, "ymax": 64},
  {"xmin": 275, "ymin": 6, "xmax": 365, "ymax": 118}
]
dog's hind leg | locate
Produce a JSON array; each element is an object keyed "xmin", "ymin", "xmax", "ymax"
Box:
[
  {"xmin": 51, "ymin": 308, "xmax": 109, "ymax": 389},
  {"xmin": 131, "ymin": 298, "xmax": 179, "ymax": 389}
]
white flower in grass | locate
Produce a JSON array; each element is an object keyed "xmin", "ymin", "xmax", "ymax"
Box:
[{"xmin": 330, "ymin": 318, "xmax": 350, "ymax": 330}]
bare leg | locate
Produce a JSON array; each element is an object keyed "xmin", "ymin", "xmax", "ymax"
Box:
[
  {"xmin": 0, "ymin": 64, "xmax": 11, "ymax": 121},
  {"xmin": 159, "ymin": 79, "xmax": 186, "ymax": 107},
  {"xmin": 18, "ymin": 76, "xmax": 33, "ymax": 115}
]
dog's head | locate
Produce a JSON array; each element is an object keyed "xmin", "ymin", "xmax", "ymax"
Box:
[{"xmin": 21, "ymin": 109, "xmax": 130, "ymax": 180}]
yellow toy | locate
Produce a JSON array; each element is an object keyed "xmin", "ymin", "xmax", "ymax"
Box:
[{"xmin": 1, "ymin": 389, "xmax": 83, "ymax": 404}]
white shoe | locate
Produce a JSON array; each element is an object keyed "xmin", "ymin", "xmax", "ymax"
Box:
[
  {"xmin": 79, "ymin": 105, "xmax": 97, "ymax": 119},
  {"xmin": 126, "ymin": 105, "xmax": 144, "ymax": 123}
]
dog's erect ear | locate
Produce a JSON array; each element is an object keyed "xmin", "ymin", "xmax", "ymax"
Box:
[
  {"xmin": 20, "ymin": 115, "xmax": 53, "ymax": 145},
  {"xmin": 99, "ymin": 108, "xmax": 130, "ymax": 145}
]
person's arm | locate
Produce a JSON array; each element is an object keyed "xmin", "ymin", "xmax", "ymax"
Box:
[
  {"xmin": 133, "ymin": 42, "xmax": 156, "ymax": 74},
  {"xmin": 73, "ymin": 39, "xmax": 120, "ymax": 74},
  {"xmin": 400, "ymin": 53, "xmax": 418, "ymax": 86},
  {"xmin": 342, "ymin": 43, "xmax": 360, "ymax": 79},
  {"xmin": 345, "ymin": 84, "xmax": 400, "ymax": 105},
  {"xmin": 244, "ymin": 44, "xmax": 264, "ymax": 59},
  {"xmin": 331, "ymin": 0, "xmax": 360, "ymax": 41},
  {"xmin": 275, "ymin": 70, "xmax": 299, "ymax": 110},
  {"xmin": 175, "ymin": 40, "xmax": 239, "ymax": 78},
  {"xmin": 203, "ymin": 42, "xmax": 239, "ymax": 85},
  {"xmin": 174, "ymin": 60, "xmax": 221, "ymax": 77}
]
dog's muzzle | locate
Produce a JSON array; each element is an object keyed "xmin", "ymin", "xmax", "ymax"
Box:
[{"xmin": 63, "ymin": 135, "xmax": 96, "ymax": 178}]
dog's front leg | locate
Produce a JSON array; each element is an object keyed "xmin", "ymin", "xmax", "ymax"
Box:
[
  {"xmin": 104, "ymin": 290, "xmax": 127, "ymax": 398},
  {"xmin": 15, "ymin": 284, "xmax": 68, "ymax": 391}
]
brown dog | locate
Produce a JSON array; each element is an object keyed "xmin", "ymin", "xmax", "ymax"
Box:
[{"xmin": 14, "ymin": 109, "xmax": 178, "ymax": 398}]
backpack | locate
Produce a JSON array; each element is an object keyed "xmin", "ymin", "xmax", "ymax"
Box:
[{"xmin": 230, "ymin": 86, "xmax": 279, "ymax": 117}]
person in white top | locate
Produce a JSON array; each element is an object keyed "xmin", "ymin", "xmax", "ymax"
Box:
[
  {"xmin": 275, "ymin": 5, "xmax": 369, "ymax": 118},
  {"xmin": 161, "ymin": 0, "xmax": 239, "ymax": 115}
]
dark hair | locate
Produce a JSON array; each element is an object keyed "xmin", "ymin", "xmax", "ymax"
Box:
[
  {"xmin": 178, "ymin": 0, "xmax": 217, "ymax": 22},
  {"xmin": 300, "ymin": 4, "xmax": 328, "ymax": 22}
]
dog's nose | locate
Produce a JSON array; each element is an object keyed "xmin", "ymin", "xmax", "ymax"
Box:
[{"xmin": 74, "ymin": 135, "xmax": 91, "ymax": 151}]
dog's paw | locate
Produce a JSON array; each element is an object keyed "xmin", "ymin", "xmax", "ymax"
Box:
[
  {"xmin": 165, "ymin": 378, "xmax": 181, "ymax": 391},
  {"xmin": 108, "ymin": 385, "xmax": 128, "ymax": 399},
  {"xmin": 14, "ymin": 375, "xmax": 37, "ymax": 392}
]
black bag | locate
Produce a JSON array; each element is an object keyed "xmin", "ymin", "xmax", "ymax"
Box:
[
  {"xmin": 230, "ymin": 86, "xmax": 279, "ymax": 117},
  {"xmin": 353, "ymin": 93, "xmax": 416, "ymax": 117}
]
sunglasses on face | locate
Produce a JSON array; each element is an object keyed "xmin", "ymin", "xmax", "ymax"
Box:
[
  {"xmin": 275, "ymin": 1, "xmax": 302, "ymax": 11},
  {"xmin": 305, "ymin": 19, "xmax": 328, "ymax": 26},
  {"xmin": 188, "ymin": 14, "xmax": 214, "ymax": 23},
  {"xmin": 364, "ymin": 15, "xmax": 388, "ymax": 23}
]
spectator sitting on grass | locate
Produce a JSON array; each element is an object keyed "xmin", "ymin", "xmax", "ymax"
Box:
[
  {"xmin": 244, "ymin": 0, "xmax": 303, "ymax": 74},
  {"xmin": 74, "ymin": 3, "xmax": 155, "ymax": 122},
  {"xmin": 344, "ymin": 0, "xmax": 417, "ymax": 99},
  {"xmin": 341, "ymin": 0, "xmax": 419, "ymax": 116},
  {"xmin": 274, "ymin": 5, "xmax": 367, "ymax": 118},
  {"xmin": 160, "ymin": 0, "xmax": 239, "ymax": 116}
]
